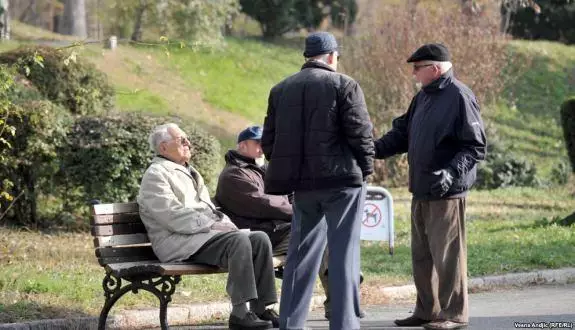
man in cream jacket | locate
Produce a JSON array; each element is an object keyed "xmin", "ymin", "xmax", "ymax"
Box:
[{"xmin": 138, "ymin": 123, "xmax": 278, "ymax": 330}]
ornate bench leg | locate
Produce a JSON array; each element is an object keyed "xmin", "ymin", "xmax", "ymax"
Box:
[
  {"xmin": 97, "ymin": 272, "xmax": 181, "ymax": 330},
  {"xmin": 99, "ymin": 272, "xmax": 126, "ymax": 330}
]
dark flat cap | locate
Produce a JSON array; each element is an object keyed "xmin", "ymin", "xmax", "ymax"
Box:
[
  {"xmin": 406, "ymin": 43, "xmax": 450, "ymax": 63},
  {"xmin": 303, "ymin": 32, "xmax": 338, "ymax": 58}
]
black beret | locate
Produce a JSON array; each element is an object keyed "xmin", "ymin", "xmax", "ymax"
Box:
[
  {"xmin": 406, "ymin": 43, "xmax": 450, "ymax": 63},
  {"xmin": 303, "ymin": 32, "xmax": 339, "ymax": 58}
]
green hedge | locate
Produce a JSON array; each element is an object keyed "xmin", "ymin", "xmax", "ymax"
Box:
[
  {"xmin": 560, "ymin": 97, "xmax": 575, "ymax": 173},
  {"xmin": 0, "ymin": 46, "xmax": 114, "ymax": 115}
]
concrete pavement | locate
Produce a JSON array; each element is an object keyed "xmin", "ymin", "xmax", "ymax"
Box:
[
  {"xmin": 1, "ymin": 268, "xmax": 574, "ymax": 330},
  {"xmin": 166, "ymin": 284, "xmax": 575, "ymax": 330}
]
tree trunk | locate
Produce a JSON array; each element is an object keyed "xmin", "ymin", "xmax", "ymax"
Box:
[
  {"xmin": 131, "ymin": 1, "xmax": 148, "ymax": 42},
  {"xmin": 0, "ymin": 0, "xmax": 10, "ymax": 40},
  {"xmin": 59, "ymin": 0, "xmax": 88, "ymax": 38}
]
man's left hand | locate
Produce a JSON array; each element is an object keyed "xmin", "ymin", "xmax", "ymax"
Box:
[{"xmin": 431, "ymin": 169, "xmax": 454, "ymax": 197}]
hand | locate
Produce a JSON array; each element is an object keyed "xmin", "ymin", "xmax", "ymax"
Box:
[
  {"xmin": 211, "ymin": 221, "xmax": 238, "ymax": 232},
  {"xmin": 430, "ymin": 169, "xmax": 454, "ymax": 197}
]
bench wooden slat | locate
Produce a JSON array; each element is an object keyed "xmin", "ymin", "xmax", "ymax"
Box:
[
  {"xmin": 96, "ymin": 246, "xmax": 155, "ymax": 258},
  {"xmin": 91, "ymin": 212, "xmax": 142, "ymax": 225},
  {"xmin": 104, "ymin": 261, "xmax": 225, "ymax": 277},
  {"xmin": 93, "ymin": 202, "xmax": 139, "ymax": 215},
  {"xmin": 91, "ymin": 222, "xmax": 147, "ymax": 236},
  {"xmin": 98, "ymin": 255, "xmax": 158, "ymax": 266},
  {"xmin": 93, "ymin": 234, "xmax": 150, "ymax": 247}
]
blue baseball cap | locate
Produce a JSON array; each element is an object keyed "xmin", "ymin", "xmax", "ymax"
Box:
[{"xmin": 237, "ymin": 126, "xmax": 263, "ymax": 143}]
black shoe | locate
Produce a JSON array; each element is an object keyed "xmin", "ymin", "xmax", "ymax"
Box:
[
  {"xmin": 229, "ymin": 311, "xmax": 272, "ymax": 329},
  {"xmin": 394, "ymin": 315, "xmax": 430, "ymax": 327},
  {"xmin": 325, "ymin": 308, "xmax": 366, "ymax": 320},
  {"xmin": 257, "ymin": 308, "xmax": 280, "ymax": 328}
]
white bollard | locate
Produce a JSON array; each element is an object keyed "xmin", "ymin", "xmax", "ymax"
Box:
[{"xmin": 106, "ymin": 36, "xmax": 117, "ymax": 50}]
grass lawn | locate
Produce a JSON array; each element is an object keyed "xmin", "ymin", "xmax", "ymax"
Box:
[
  {"xmin": 489, "ymin": 40, "xmax": 575, "ymax": 178},
  {"xmin": 1, "ymin": 186, "xmax": 573, "ymax": 323},
  {"xmin": 143, "ymin": 37, "xmax": 302, "ymax": 123}
]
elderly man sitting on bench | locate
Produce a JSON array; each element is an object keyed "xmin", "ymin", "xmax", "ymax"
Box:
[{"xmin": 137, "ymin": 123, "xmax": 279, "ymax": 330}]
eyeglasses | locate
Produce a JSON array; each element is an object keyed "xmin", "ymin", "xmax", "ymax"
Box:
[
  {"xmin": 174, "ymin": 136, "xmax": 190, "ymax": 145},
  {"xmin": 413, "ymin": 64, "xmax": 433, "ymax": 71}
]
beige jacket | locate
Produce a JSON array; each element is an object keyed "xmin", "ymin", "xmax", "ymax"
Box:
[{"xmin": 137, "ymin": 157, "xmax": 233, "ymax": 262}]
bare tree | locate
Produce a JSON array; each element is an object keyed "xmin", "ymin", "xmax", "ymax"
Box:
[
  {"xmin": 58, "ymin": 0, "xmax": 88, "ymax": 38},
  {"xmin": 0, "ymin": 0, "xmax": 9, "ymax": 40}
]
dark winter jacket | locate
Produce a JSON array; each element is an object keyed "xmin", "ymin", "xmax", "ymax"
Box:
[
  {"xmin": 262, "ymin": 61, "xmax": 375, "ymax": 195},
  {"xmin": 375, "ymin": 69, "xmax": 486, "ymax": 200},
  {"xmin": 214, "ymin": 150, "xmax": 292, "ymax": 243}
]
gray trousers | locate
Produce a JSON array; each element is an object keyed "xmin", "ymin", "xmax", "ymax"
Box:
[
  {"xmin": 188, "ymin": 231, "xmax": 278, "ymax": 306},
  {"xmin": 274, "ymin": 232, "xmax": 329, "ymax": 309},
  {"xmin": 411, "ymin": 198, "xmax": 468, "ymax": 323},
  {"xmin": 279, "ymin": 184, "xmax": 366, "ymax": 330}
]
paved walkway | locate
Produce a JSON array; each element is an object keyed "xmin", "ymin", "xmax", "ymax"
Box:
[{"xmin": 164, "ymin": 284, "xmax": 575, "ymax": 330}]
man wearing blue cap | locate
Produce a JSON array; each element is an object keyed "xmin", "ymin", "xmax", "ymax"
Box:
[
  {"xmin": 262, "ymin": 32, "xmax": 375, "ymax": 330},
  {"xmin": 375, "ymin": 44, "xmax": 486, "ymax": 330},
  {"xmin": 215, "ymin": 126, "xmax": 294, "ymax": 257}
]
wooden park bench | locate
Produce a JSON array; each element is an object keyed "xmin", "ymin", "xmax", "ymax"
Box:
[{"xmin": 90, "ymin": 202, "xmax": 286, "ymax": 330}]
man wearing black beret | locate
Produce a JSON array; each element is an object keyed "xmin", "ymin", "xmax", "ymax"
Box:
[
  {"xmin": 262, "ymin": 31, "xmax": 375, "ymax": 330},
  {"xmin": 374, "ymin": 43, "xmax": 486, "ymax": 330}
]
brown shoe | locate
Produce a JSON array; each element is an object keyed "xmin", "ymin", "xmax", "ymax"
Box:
[
  {"xmin": 394, "ymin": 315, "xmax": 430, "ymax": 327},
  {"xmin": 423, "ymin": 320, "xmax": 468, "ymax": 330}
]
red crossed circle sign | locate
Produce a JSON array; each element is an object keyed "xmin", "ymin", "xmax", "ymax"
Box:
[{"xmin": 362, "ymin": 203, "xmax": 382, "ymax": 228}]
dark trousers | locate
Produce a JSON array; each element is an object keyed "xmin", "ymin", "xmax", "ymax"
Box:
[
  {"xmin": 279, "ymin": 184, "xmax": 366, "ymax": 330},
  {"xmin": 411, "ymin": 198, "xmax": 468, "ymax": 323},
  {"xmin": 188, "ymin": 231, "xmax": 278, "ymax": 306}
]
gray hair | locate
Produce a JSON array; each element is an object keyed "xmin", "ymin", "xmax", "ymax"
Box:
[
  {"xmin": 306, "ymin": 53, "xmax": 331, "ymax": 64},
  {"xmin": 148, "ymin": 123, "xmax": 179, "ymax": 154}
]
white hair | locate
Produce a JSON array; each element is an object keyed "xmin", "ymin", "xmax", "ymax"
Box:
[
  {"xmin": 416, "ymin": 60, "xmax": 453, "ymax": 74},
  {"xmin": 148, "ymin": 123, "xmax": 179, "ymax": 154}
]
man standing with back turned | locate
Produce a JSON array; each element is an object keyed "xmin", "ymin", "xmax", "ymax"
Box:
[
  {"xmin": 375, "ymin": 44, "xmax": 486, "ymax": 330},
  {"xmin": 262, "ymin": 31, "xmax": 375, "ymax": 330}
]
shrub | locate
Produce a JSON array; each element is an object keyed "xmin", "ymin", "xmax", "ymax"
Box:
[
  {"xmin": 0, "ymin": 85, "xmax": 71, "ymax": 227},
  {"xmin": 0, "ymin": 46, "xmax": 114, "ymax": 115},
  {"xmin": 560, "ymin": 97, "xmax": 575, "ymax": 173},
  {"xmin": 343, "ymin": 1, "xmax": 513, "ymax": 186},
  {"xmin": 239, "ymin": 0, "xmax": 299, "ymax": 38},
  {"xmin": 505, "ymin": 0, "xmax": 575, "ymax": 44},
  {"xmin": 476, "ymin": 139, "xmax": 540, "ymax": 189},
  {"xmin": 59, "ymin": 113, "xmax": 222, "ymax": 210}
]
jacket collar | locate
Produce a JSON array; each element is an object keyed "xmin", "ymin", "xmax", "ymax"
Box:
[
  {"xmin": 152, "ymin": 156, "xmax": 199, "ymax": 181},
  {"xmin": 301, "ymin": 60, "xmax": 336, "ymax": 72},
  {"xmin": 423, "ymin": 68, "xmax": 454, "ymax": 94},
  {"xmin": 225, "ymin": 150, "xmax": 257, "ymax": 168}
]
